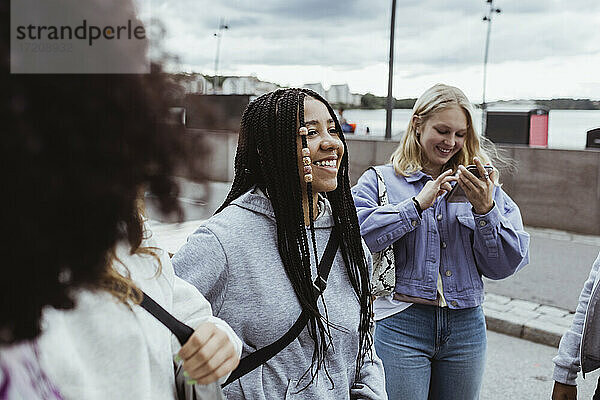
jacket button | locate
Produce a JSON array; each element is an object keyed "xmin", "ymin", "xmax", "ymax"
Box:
[
  {"xmin": 451, "ymin": 300, "xmax": 458, "ymax": 307},
  {"xmin": 445, "ymin": 270, "xmax": 452, "ymax": 277},
  {"xmin": 437, "ymin": 214, "xmax": 443, "ymax": 221},
  {"xmin": 441, "ymin": 241, "xmax": 447, "ymax": 249},
  {"xmin": 479, "ymin": 220, "xmax": 487, "ymax": 227},
  {"xmin": 411, "ymin": 220, "xmax": 418, "ymax": 227}
]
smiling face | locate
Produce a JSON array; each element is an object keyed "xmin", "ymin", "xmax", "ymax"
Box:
[
  {"xmin": 418, "ymin": 105, "xmax": 468, "ymax": 176},
  {"xmin": 297, "ymin": 97, "xmax": 344, "ymax": 194}
]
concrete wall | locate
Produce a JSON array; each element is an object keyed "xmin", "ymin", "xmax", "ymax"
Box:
[
  {"xmin": 344, "ymin": 135, "xmax": 401, "ymax": 185},
  {"xmin": 180, "ymin": 129, "xmax": 238, "ymax": 183},
  {"xmin": 345, "ymin": 136, "xmax": 600, "ymax": 235},
  {"xmin": 183, "ymin": 94, "xmax": 249, "ymax": 131},
  {"xmin": 496, "ymin": 146, "xmax": 600, "ymax": 236},
  {"xmin": 185, "ymin": 129, "xmax": 600, "ymax": 235}
]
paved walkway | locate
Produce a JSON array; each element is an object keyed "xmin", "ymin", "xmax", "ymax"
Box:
[
  {"xmin": 484, "ymin": 226, "xmax": 600, "ymax": 312},
  {"xmin": 481, "ymin": 224, "xmax": 600, "ymax": 347}
]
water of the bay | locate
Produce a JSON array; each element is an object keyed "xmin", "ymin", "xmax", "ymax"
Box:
[{"xmin": 343, "ymin": 109, "xmax": 600, "ymax": 150}]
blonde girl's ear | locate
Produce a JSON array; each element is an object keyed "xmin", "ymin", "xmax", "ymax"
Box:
[
  {"xmin": 412, "ymin": 115, "xmax": 424, "ymax": 138},
  {"xmin": 411, "ymin": 114, "xmax": 422, "ymax": 130}
]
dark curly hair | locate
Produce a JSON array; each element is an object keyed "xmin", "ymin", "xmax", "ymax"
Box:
[
  {"xmin": 218, "ymin": 88, "xmax": 373, "ymax": 386},
  {"xmin": 1, "ymin": 2, "xmax": 188, "ymax": 344}
]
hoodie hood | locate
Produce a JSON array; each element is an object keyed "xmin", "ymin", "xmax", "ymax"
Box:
[{"xmin": 230, "ymin": 186, "xmax": 335, "ymax": 229}]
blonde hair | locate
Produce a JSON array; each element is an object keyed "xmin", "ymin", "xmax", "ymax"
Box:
[{"xmin": 391, "ymin": 83, "xmax": 502, "ymax": 180}]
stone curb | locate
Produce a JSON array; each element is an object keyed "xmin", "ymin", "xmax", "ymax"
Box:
[
  {"xmin": 483, "ymin": 292, "xmax": 574, "ymax": 348},
  {"xmin": 525, "ymin": 226, "xmax": 600, "ymax": 247}
]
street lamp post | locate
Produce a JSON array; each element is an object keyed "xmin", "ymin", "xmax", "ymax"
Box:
[
  {"xmin": 385, "ymin": 0, "xmax": 397, "ymax": 140},
  {"xmin": 481, "ymin": 0, "xmax": 501, "ymax": 135},
  {"xmin": 213, "ymin": 19, "xmax": 228, "ymax": 94}
]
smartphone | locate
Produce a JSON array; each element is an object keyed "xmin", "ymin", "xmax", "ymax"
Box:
[{"xmin": 446, "ymin": 165, "xmax": 494, "ymax": 203}]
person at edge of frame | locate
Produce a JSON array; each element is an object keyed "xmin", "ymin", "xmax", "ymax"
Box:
[
  {"xmin": 553, "ymin": 251, "xmax": 600, "ymax": 400},
  {"xmin": 1, "ymin": 1, "xmax": 241, "ymax": 398}
]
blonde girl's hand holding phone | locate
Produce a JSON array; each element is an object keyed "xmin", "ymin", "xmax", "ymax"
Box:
[{"xmin": 455, "ymin": 157, "xmax": 497, "ymax": 214}]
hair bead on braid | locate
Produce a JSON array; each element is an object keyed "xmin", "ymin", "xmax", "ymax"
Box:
[
  {"xmin": 297, "ymin": 92, "xmax": 321, "ymax": 293},
  {"xmin": 301, "ymin": 141, "xmax": 313, "ymax": 183},
  {"xmin": 217, "ymin": 88, "xmax": 373, "ymax": 388}
]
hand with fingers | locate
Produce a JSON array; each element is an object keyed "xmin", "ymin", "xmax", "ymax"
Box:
[
  {"xmin": 457, "ymin": 157, "xmax": 497, "ymax": 215},
  {"xmin": 414, "ymin": 169, "xmax": 457, "ymax": 211},
  {"xmin": 551, "ymin": 381, "xmax": 577, "ymax": 400},
  {"xmin": 177, "ymin": 322, "xmax": 240, "ymax": 386}
]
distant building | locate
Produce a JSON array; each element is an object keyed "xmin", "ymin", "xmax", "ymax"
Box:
[
  {"xmin": 222, "ymin": 76, "xmax": 279, "ymax": 96},
  {"xmin": 303, "ymin": 83, "xmax": 326, "ymax": 98},
  {"xmin": 222, "ymin": 76, "xmax": 255, "ymax": 95},
  {"xmin": 327, "ymin": 84, "xmax": 351, "ymax": 105},
  {"xmin": 304, "ymin": 83, "xmax": 362, "ymax": 106},
  {"xmin": 350, "ymin": 93, "xmax": 362, "ymax": 107},
  {"xmin": 177, "ymin": 74, "xmax": 212, "ymax": 94},
  {"xmin": 254, "ymin": 79, "xmax": 279, "ymax": 96}
]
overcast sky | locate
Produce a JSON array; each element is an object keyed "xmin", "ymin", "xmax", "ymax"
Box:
[{"xmin": 144, "ymin": 0, "xmax": 600, "ymax": 102}]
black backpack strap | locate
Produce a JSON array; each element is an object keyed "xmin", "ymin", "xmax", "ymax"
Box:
[
  {"xmin": 311, "ymin": 226, "xmax": 340, "ymax": 296},
  {"xmin": 139, "ymin": 292, "xmax": 194, "ymax": 346},
  {"xmin": 223, "ymin": 227, "xmax": 340, "ymax": 387},
  {"xmin": 140, "ymin": 294, "xmax": 215, "ymax": 400},
  {"xmin": 222, "ymin": 310, "xmax": 310, "ymax": 387}
]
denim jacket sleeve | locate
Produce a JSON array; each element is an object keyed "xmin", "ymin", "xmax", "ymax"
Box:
[
  {"xmin": 468, "ymin": 188, "xmax": 530, "ymax": 280},
  {"xmin": 351, "ymin": 168, "xmax": 421, "ymax": 253},
  {"xmin": 553, "ymin": 253, "xmax": 600, "ymax": 385}
]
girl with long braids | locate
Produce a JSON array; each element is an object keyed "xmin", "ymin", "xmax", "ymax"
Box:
[{"xmin": 173, "ymin": 88, "xmax": 386, "ymax": 399}]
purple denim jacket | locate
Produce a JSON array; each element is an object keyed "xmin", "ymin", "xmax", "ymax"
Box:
[{"xmin": 352, "ymin": 165, "xmax": 530, "ymax": 309}]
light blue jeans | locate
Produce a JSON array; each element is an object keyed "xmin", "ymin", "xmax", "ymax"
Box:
[{"xmin": 374, "ymin": 304, "xmax": 487, "ymax": 400}]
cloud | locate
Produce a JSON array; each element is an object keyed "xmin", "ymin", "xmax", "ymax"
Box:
[{"xmin": 146, "ymin": 0, "xmax": 600, "ymax": 98}]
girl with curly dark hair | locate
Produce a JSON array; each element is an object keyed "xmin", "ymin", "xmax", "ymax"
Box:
[
  {"xmin": 1, "ymin": 1, "xmax": 240, "ymax": 399},
  {"xmin": 173, "ymin": 88, "xmax": 386, "ymax": 399}
]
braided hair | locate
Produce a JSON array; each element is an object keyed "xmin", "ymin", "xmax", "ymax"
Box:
[{"xmin": 217, "ymin": 88, "xmax": 372, "ymax": 385}]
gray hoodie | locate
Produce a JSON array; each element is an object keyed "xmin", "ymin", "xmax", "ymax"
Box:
[
  {"xmin": 173, "ymin": 188, "xmax": 387, "ymax": 400},
  {"xmin": 554, "ymin": 251, "xmax": 600, "ymax": 385}
]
